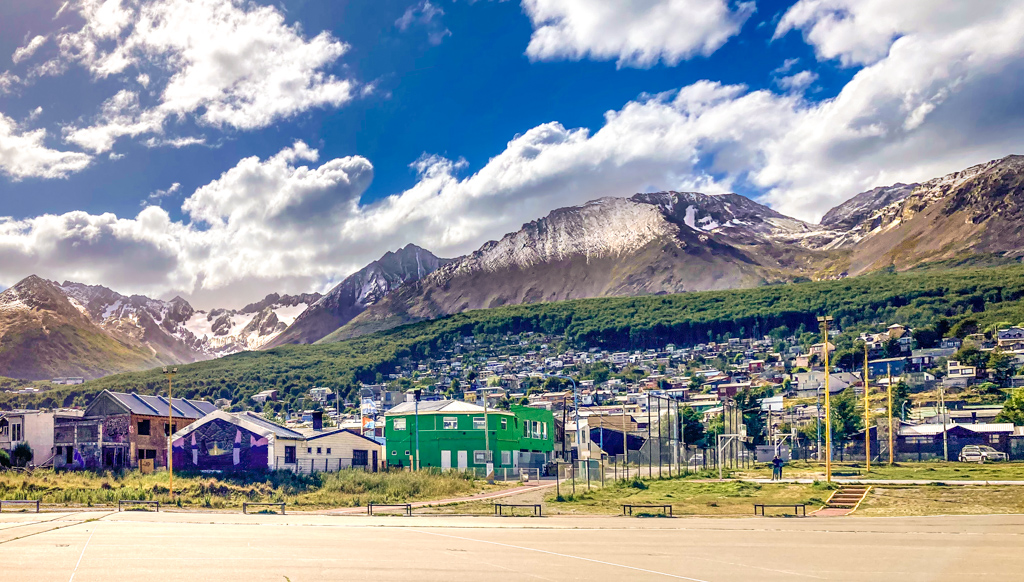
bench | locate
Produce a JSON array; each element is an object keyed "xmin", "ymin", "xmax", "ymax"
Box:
[
  {"xmin": 753, "ymin": 503, "xmax": 806, "ymax": 517},
  {"xmin": 0, "ymin": 500, "xmax": 40, "ymax": 513},
  {"xmin": 243, "ymin": 502, "xmax": 285, "ymax": 515},
  {"xmin": 494, "ymin": 503, "xmax": 542, "ymax": 517},
  {"xmin": 622, "ymin": 504, "xmax": 673, "ymax": 517},
  {"xmin": 367, "ymin": 503, "xmax": 412, "ymax": 516},
  {"xmin": 118, "ymin": 500, "xmax": 160, "ymax": 512}
]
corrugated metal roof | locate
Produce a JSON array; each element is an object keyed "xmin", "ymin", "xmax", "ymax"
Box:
[
  {"xmin": 104, "ymin": 391, "xmax": 217, "ymax": 420},
  {"xmin": 901, "ymin": 422, "xmax": 1014, "ymax": 436},
  {"xmin": 386, "ymin": 400, "xmax": 513, "ymax": 415},
  {"xmin": 235, "ymin": 411, "xmax": 306, "ymax": 439}
]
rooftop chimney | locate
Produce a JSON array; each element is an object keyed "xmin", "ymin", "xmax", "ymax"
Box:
[{"xmin": 313, "ymin": 410, "xmax": 323, "ymax": 431}]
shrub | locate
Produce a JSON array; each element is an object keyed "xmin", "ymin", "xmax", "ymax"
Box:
[
  {"xmin": 0, "ymin": 449, "xmax": 9, "ymax": 468},
  {"xmin": 11, "ymin": 443, "xmax": 32, "ymax": 468}
]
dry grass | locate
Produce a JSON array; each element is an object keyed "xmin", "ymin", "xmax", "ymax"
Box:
[
  {"xmin": 0, "ymin": 468, "xmax": 502, "ymax": 510},
  {"xmin": 734, "ymin": 460, "xmax": 1024, "ymax": 482},
  {"xmin": 859, "ymin": 485, "xmax": 1024, "ymax": 516}
]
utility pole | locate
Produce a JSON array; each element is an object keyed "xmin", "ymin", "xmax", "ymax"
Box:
[
  {"xmin": 621, "ymin": 391, "xmax": 628, "ymax": 478},
  {"xmin": 863, "ymin": 343, "xmax": 870, "ymax": 473},
  {"xmin": 162, "ymin": 367, "xmax": 177, "ymax": 499},
  {"xmin": 482, "ymin": 386, "xmax": 492, "ymax": 482},
  {"xmin": 940, "ymin": 383, "xmax": 949, "ymax": 462},
  {"xmin": 887, "ymin": 363, "xmax": 894, "ymax": 465},
  {"xmin": 647, "ymin": 391, "xmax": 653, "ymax": 478},
  {"xmin": 818, "ymin": 316, "xmax": 833, "ymax": 483},
  {"xmin": 414, "ymin": 389, "xmax": 421, "ymax": 470}
]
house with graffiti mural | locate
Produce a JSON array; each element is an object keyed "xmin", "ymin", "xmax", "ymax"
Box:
[
  {"xmin": 171, "ymin": 410, "xmax": 383, "ymax": 473},
  {"xmin": 53, "ymin": 391, "xmax": 217, "ymax": 471}
]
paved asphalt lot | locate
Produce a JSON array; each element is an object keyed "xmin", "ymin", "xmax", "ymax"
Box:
[{"xmin": 2, "ymin": 511, "xmax": 1022, "ymax": 581}]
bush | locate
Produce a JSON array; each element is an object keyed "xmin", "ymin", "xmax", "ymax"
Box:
[
  {"xmin": 11, "ymin": 443, "xmax": 32, "ymax": 468},
  {"xmin": 0, "ymin": 449, "xmax": 9, "ymax": 468}
]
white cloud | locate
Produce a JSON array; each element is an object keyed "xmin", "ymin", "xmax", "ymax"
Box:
[
  {"xmin": 147, "ymin": 182, "xmax": 180, "ymax": 202},
  {"xmin": 521, "ymin": 0, "xmax": 755, "ymax": 68},
  {"xmin": 0, "ymin": 113, "xmax": 92, "ymax": 180},
  {"xmin": 775, "ymin": 70, "xmax": 817, "ymax": 92},
  {"xmin": 12, "ymin": 35, "xmax": 48, "ymax": 64},
  {"xmin": 396, "ymin": 1, "xmax": 451, "ymax": 46},
  {"xmin": 3, "ymin": 0, "xmax": 1024, "ymax": 305},
  {"xmin": 0, "ymin": 72, "xmax": 21, "ymax": 95},
  {"xmin": 57, "ymin": 0, "xmax": 356, "ymax": 152}
]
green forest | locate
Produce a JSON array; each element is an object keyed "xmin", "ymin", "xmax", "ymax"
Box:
[{"xmin": 4, "ymin": 264, "xmax": 1024, "ymax": 413}]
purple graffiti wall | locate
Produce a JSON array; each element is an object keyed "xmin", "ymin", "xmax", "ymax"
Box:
[{"xmin": 172, "ymin": 418, "xmax": 269, "ymax": 471}]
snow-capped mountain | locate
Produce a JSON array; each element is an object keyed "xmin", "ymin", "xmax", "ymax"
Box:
[
  {"xmin": 0, "ymin": 276, "xmax": 167, "ymax": 380},
  {"xmin": 266, "ymin": 244, "xmax": 449, "ymax": 347},
  {"xmin": 183, "ymin": 292, "xmax": 322, "ymax": 355}
]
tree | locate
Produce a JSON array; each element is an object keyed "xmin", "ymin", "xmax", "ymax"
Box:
[
  {"xmin": 987, "ymin": 349, "xmax": 1015, "ymax": 387},
  {"xmin": 688, "ymin": 375, "xmax": 702, "ymax": 391},
  {"xmin": 951, "ymin": 317, "xmax": 979, "ymax": 338},
  {"xmin": 830, "ymin": 388, "xmax": 863, "ymax": 442},
  {"xmin": 884, "ymin": 338, "xmax": 902, "ymax": 358},
  {"xmin": 0, "ymin": 449, "xmax": 9, "ymax": 468},
  {"xmin": 11, "ymin": 443, "xmax": 32, "ymax": 467},
  {"xmin": 734, "ymin": 388, "xmax": 766, "ymax": 445},
  {"xmin": 912, "ymin": 326, "xmax": 940, "ymax": 349},
  {"xmin": 953, "ymin": 346, "xmax": 986, "ymax": 369},
  {"xmin": 678, "ymin": 406, "xmax": 706, "ymax": 446},
  {"xmin": 996, "ymin": 388, "xmax": 1024, "ymax": 425}
]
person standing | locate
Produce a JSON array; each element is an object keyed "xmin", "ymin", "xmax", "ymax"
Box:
[{"xmin": 771, "ymin": 455, "xmax": 782, "ymax": 480}]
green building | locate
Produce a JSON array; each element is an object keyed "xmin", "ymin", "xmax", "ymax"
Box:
[{"xmin": 384, "ymin": 400, "xmax": 554, "ymax": 471}]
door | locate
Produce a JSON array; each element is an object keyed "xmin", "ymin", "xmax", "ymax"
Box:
[
  {"xmin": 457, "ymin": 450, "xmax": 468, "ymax": 471},
  {"xmin": 441, "ymin": 450, "xmax": 452, "ymax": 470},
  {"xmin": 372, "ymin": 450, "xmax": 378, "ymax": 472}
]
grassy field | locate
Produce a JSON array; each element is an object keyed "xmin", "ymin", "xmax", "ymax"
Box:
[
  {"xmin": 734, "ymin": 460, "xmax": 1024, "ymax": 481},
  {"xmin": 0, "ymin": 468, "xmax": 502, "ymax": 510},
  {"xmin": 858, "ymin": 485, "xmax": 1024, "ymax": 516},
  {"xmin": 541, "ymin": 477, "xmax": 832, "ymax": 516}
]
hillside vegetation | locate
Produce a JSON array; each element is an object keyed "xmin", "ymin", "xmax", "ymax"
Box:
[{"xmin": 3, "ymin": 264, "xmax": 1024, "ymax": 412}]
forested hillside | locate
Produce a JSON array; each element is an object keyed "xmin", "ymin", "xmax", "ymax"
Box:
[{"xmin": 4, "ymin": 264, "xmax": 1024, "ymax": 412}]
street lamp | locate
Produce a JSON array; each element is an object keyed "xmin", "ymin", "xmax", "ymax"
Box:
[
  {"xmin": 817, "ymin": 315, "xmax": 834, "ymax": 483},
  {"xmin": 162, "ymin": 367, "xmax": 177, "ymax": 498},
  {"xmin": 548, "ymin": 374, "xmax": 580, "ymax": 460}
]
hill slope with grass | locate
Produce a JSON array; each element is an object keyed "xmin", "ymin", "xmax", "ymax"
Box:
[{"xmin": 4, "ymin": 264, "xmax": 1024, "ymax": 412}]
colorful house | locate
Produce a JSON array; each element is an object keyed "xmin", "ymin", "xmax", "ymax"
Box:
[
  {"xmin": 171, "ymin": 410, "xmax": 384, "ymax": 473},
  {"xmin": 384, "ymin": 401, "xmax": 554, "ymax": 471},
  {"xmin": 54, "ymin": 390, "xmax": 217, "ymax": 471}
]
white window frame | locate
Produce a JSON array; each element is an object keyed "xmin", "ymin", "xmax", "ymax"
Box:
[
  {"xmin": 393, "ymin": 418, "xmax": 407, "ymax": 431},
  {"xmin": 473, "ymin": 450, "xmax": 487, "ymax": 464},
  {"xmin": 473, "ymin": 417, "xmax": 486, "ymax": 430},
  {"xmin": 443, "ymin": 417, "xmax": 458, "ymax": 430},
  {"xmin": 501, "ymin": 418, "xmax": 507, "ymax": 430},
  {"xmin": 501, "ymin": 450, "xmax": 511, "ymax": 466}
]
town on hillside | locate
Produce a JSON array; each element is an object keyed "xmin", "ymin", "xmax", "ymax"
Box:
[{"xmin": 4, "ymin": 320, "xmax": 1024, "ymax": 475}]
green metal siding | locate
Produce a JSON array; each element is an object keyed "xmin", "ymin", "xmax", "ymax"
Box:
[{"xmin": 385, "ymin": 407, "xmax": 554, "ymax": 468}]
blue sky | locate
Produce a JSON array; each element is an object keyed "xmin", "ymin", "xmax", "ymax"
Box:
[{"xmin": 1, "ymin": 0, "xmax": 1023, "ymax": 307}]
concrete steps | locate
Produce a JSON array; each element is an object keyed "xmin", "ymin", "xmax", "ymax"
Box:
[{"xmin": 817, "ymin": 486, "xmax": 870, "ymax": 516}]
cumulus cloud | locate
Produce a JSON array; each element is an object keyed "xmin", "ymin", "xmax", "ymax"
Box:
[
  {"xmin": 12, "ymin": 35, "xmax": 48, "ymax": 64},
  {"xmin": 0, "ymin": 113, "xmax": 92, "ymax": 180},
  {"xmin": 4, "ymin": 0, "xmax": 1024, "ymax": 305},
  {"xmin": 775, "ymin": 70, "xmax": 817, "ymax": 92},
  {"xmin": 521, "ymin": 0, "xmax": 755, "ymax": 67},
  {"xmin": 56, "ymin": 0, "xmax": 356, "ymax": 152},
  {"xmin": 0, "ymin": 72, "xmax": 21, "ymax": 95},
  {"xmin": 396, "ymin": 1, "xmax": 451, "ymax": 45}
]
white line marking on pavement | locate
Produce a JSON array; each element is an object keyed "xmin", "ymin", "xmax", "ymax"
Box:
[
  {"xmin": 69, "ymin": 523, "xmax": 98, "ymax": 582},
  {"xmin": 403, "ymin": 527, "xmax": 711, "ymax": 581}
]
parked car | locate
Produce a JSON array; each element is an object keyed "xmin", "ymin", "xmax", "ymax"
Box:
[
  {"xmin": 978, "ymin": 445, "xmax": 1009, "ymax": 462},
  {"xmin": 959, "ymin": 446, "xmax": 983, "ymax": 463},
  {"xmin": 959, "ymin": 445, "xmax": 1008, "ymax": 463}
]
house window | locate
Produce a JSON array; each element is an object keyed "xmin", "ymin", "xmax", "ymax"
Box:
[
  {"xmin": 443, "ymin": 417, "xmax": 458, "ymax": 430},
  {"xmin": 307, "ymin": 447, "xmax": 313, "ymax": 454},
  {"xmin": 473, "ymin": 450, "xmax": 488, "ymax": 464},
  {"xmin": 137, "ymin": 420, "xmax": 150, "ymax": 436},
  {"xmin": 393, "ymin": 418, "xmax": 407, "ymax": 431},
  {"xmin": 327, "ymin": 448, "xmax": 332, "ymax": 455},
  {"xmin": 138, "ymin": 449, "xmax": 157, "ymax": 460},
  {"xmin": 542, "ymin": 423, "xmax": 548, "ymax": 440},
  {"xmin": 11, "ymin": 423, "xmax": 22, "ymax": 442},
  {"xmin": 473, "ymin": 417, "xmax": 486, "ymax": 430},
  {"xmin": 990, "ymin": 435, "xmax": 1001, "ymax": 444},
  {"xmin": 905, "ymin": 437, "xmax": 931, "ymax": 445},
  {"xmin": 164, "ymin": 423, "xmax": 177, "ymax": 436},
  {"xmin": 284, "ymin": 446, "xmax": 297, "ymax": 464},
  {"xmin": 523, "ymin": 423, "xmax": 529, "ymax": 438},
  {"xmin": 353, "ymin": 450, "xmax": 368, "ymax": 466},
  {"xmin": 501, "ymin": 418, "xmax": 507, "ymax": 430},
  {"xmin": 501, "ymin": 451, "xmax": 511, "ymax": 466},
  {"xmin": 317, "ymin": 447, "xmax": 322, "ymax": 455}
]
